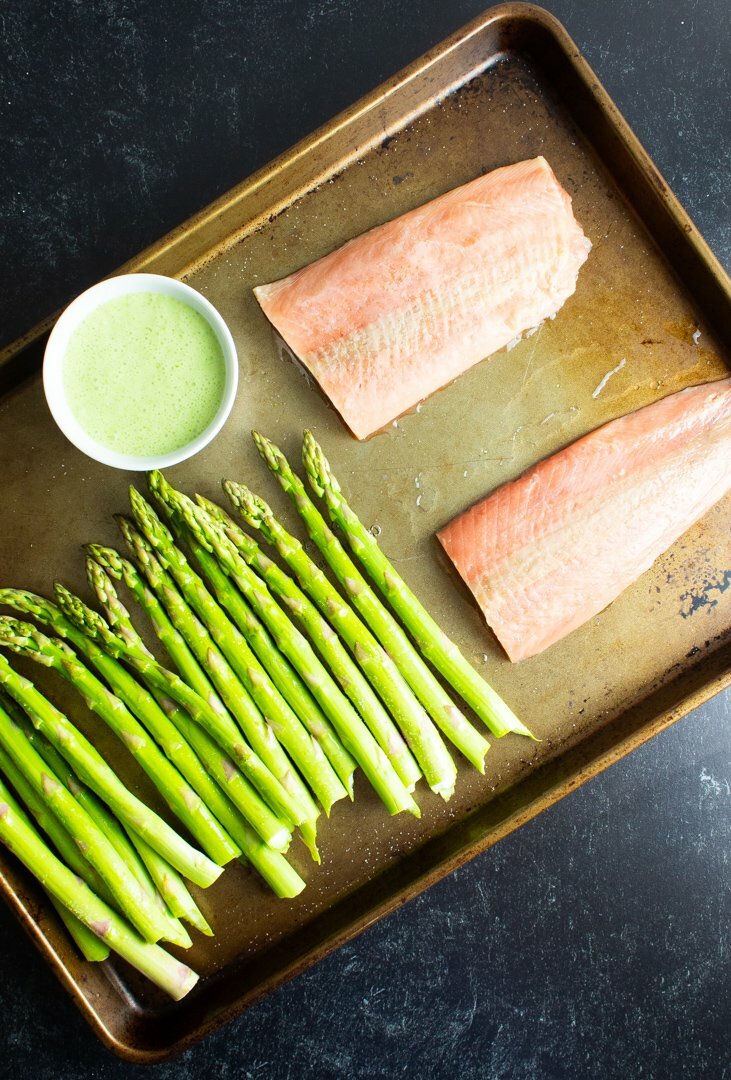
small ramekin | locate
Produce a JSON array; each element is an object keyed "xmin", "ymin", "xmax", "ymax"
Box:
[{"xmin": 43, "ymin": 273, "xmax": 238, "ymax": 471}]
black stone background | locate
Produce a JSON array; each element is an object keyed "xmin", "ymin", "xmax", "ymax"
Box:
[{"xmin": 0, "ymin": 1, "xmax": 729, "ymax": 1077}]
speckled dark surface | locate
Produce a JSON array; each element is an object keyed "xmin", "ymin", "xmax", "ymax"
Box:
[{"xmin": 0, "ymin": 1, "xmax": 729, "ymax": 1076}]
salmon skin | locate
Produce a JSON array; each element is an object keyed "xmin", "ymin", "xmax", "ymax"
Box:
[
  {"xmin": 254, "ymin": 157, "xmax": 591, "ymax": 439},
  {"xmin": 437, "ymin": 379, "xmax": 731, "ymax": 662}
]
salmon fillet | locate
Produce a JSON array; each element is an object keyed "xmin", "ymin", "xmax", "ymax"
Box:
[
  {"xmin": 437, "ymin": 379, "xmax": 731, "ymax": 662},
  {"xmin": 254, "ymin": 157, "xmax": 591, "ymax": 439}
]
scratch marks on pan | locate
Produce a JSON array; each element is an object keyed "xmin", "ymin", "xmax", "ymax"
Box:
[
  {"xmin": 591, "ymin": 357, "xmax": 626, "ymax": 398},
  {"xmin": 519, "ymin": 324, "xmax": 544, "ymax": 392}
]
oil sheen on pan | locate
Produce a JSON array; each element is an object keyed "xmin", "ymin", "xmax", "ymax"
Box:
[{"xmin": 254, "ymin": 156, "xmax": 591, "ymax": 439}]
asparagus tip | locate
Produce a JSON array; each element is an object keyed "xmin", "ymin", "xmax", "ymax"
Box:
[
  {"xmin": 251, "ymin": 430, "xmax": 285, "ymax": 474},
  {"xmin": 226, "ymin": 482, "xmax": 276, "ymax": 537},
  {"xmin": 302, "ymin": 430, "xmax": 340, "ymax": 498}
]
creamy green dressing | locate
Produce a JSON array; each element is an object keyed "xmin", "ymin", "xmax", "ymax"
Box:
[{"xmin": 63, "ymin": 292, "xmax": 226, "ymax": 456}]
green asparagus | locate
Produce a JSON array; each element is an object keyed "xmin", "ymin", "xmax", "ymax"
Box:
[
  {"xmin": 144, "ymin": 483, "xmax": 350, "ymax": 819},
  {"xmin": 0, "ymin": 773, "xmax": 199, "ymax": 999},
  {"xmin": 85, "ymin": 552, "xmax": 305, "ymax": 899},
  {"xmin": 180, "ymin": 530, "xmax": 357, "ymax": 800},
  {"xmin": 125, "ymin": 491, "xmax": 322, "ymax": 858},
  {"xmin": 0, "ymin": 614, "xmax": 239, "ymax": 867},
  {"xmin": 15, "ymin": 689, "xmax": 212, "ymax": 937},
  {"xmin": 0, "ymin": 754, "xmax": 111, "ymax": 962},
  {"xmin": 0, "ymin": 717, "xmax": 192, "ymax": 946},
  {"xmin": 87, "ymin": 558, "xmax": 294, "ymax": 852},
  {"xmin": 87, "ymin": 545, "xmax": 293, "ymax": 856},
  {"xmin": 0, "ymin": 602, "xmax": 221, "ymax": 889},
  {"xmin": 252, "ymin": 433, "xmax": 492, "ymax": 773},
  {"xmin": 203, "ymin": 493, "xmax": 422, "ymax": 792},
  {"xmin": 54, "ymin": 895, "xmax": 112, "ymax": 962},
  {"xmin": 151, "ymin": 474, "xmax": 426, "ymax": 812},
  {"xmin": 124, "ymin": 828, "xmax": 212, "ymax": 933},
  {"xmin": 0, "ymin": 695, "xmax": 173, "ymax": 942},
  {"xmin": 14, "ymin": 719, "xmax": 198, "ymax": 943},
  {"xmin": 1, "ymin": 692, "xmax": 208, "ymax": 938},
  {"xmin": 302, "ymin": 431, "xmax": 534, "ymax": 740},
  {"xmin": 54, "ymin": 581, "xmax": 306, "ymax": 840},
  {"xmin": 223, "ymin": 484, "xmax": 489, "ymax": 779},
  {"xmin": 116, "ymin": 523, "xmax": 346, "ymax": 818}
]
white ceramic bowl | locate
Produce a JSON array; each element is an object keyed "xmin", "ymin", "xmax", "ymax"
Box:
[{"xmin": 43, "ymin": 273, "xmax": 238, "ymax": 471}]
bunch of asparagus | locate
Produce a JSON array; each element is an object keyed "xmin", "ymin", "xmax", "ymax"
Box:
[{"xmin": 0, "ymin": 431, "xmax": 530, "ymax": 998}]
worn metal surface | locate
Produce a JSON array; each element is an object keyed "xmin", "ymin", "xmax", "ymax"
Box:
[{"xmin": 0, "ymin": 3, "xmax": 729, "ymax": 1061}]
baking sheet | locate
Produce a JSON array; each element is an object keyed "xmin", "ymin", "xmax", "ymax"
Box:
[{"xmin": 0, "ymin": 3, "xmax": 729, "ymax": 1060}]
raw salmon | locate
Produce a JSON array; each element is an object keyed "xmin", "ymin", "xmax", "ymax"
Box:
[
  {"xmin": 437, "ymin": 379, "xmax": 731, "ymax": 662},
  {"xmin": 254, "ymin": 157, "xmax": 591, "ymax": 439}
]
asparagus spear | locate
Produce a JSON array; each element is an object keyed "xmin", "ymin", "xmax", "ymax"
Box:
[
  {"xmin": 54, "ymin": 580, "xmax": 308, "ymax": 843},
  {"xmin": 126, "ymin": 492, "xmax": 322, "ymax": 858},
  {"xmin": 0, "ymin": 671, "xmax": 210, "ymax": 933},
  {"xmin": 87, "ymin": 558, "xmax": 293, "ymax": 852},
  {"xmin": 151, "ymin": 474, "xmax": 426, "ymax": 812},
  {"xmin": 0, "ymin": 695, "xmax": 175, "ymax": 943},
  {"xmin": 0, "ymin": 773, "xmax": 199, "ymax": 999},
  {"xmin": 0, "ymin": 606, "xmax": 221, "ymax": 889},
  {"xmin": 15, "ymin": 720, "xmax": 199, "ymax": 942},
  {"xmin": 302, "ymin": 431, "xmax": 534, "ymax": 740},
  {"xmin": 103, "ymin": 538, "xmax": 346, "ymax": 819},
  {"xmin": 115, "ymin": 517, "xmax": 310, "ymax": 834},
  {"xmin": 0, "ymin": 614, "xmax": 239, "ymax": 868},
  {"xmin": 144, "ymin": 484, "xmax": 349, "ymax": 819},
  {"xmin": 124, "ymin": 829, "xmax": 212, "ymax": 931},
  {"xmin": 180, "ymin": 532, "xmax": 357, "ymax": 800},
  {"xmin": 0, "ymin": 740, "xmax": 111, "ymax": 962},
  {"xmin": 85, "ymin": 553, "xmax": 305, "ymax": 899},
  {"xmin": 54, "ymin": 893, "xmax": 111, "ymax": 961},
  {"xmin": 252, "ymin": 434, "xmax": 491, "ymax": 772},
  {"xmin": 0, "ymin": 715, "xmax": 193, "ymax": 947},
  {"xmin": 87, "ymin": 546, "xmax": 293, "ymax": 856},
  {"xmin": 0, "ymin": 738, "xmax": 106, "ymax": 896},
  {"xmin": 222, "ymin": 486, "xmax": 491, "ymax": 781},
  {"xmin": 202, "ymin": 493, "xmax": 422, "ymax": 793}
]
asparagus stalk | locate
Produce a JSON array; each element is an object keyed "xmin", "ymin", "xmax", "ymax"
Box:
[
  {"xmin": 0, "ymin": 654, "xmax": 210, "ymax": 933},
  {"xmin": 115, "ymin": 518, "xmax": 309, "ymax": 836},
  {"xmin": 0, "ymin": 720, "xmax": 186, "ymax": 942},
  {"xmin": 16, "ymin": 722, "xmax": 198, "ymax": 943},
  {"xmin": 252, "ymin": 434, "xmax": 491, "ymax": 773},
  {"xmin": 222, "ymin": 487, "xmax": 489, "ymax": 783},
  {"xmin": 0, "ymin": 739, "xmax": 111, "ymax": 962},
  {"xmin": 102, "ymin": 531, "xmax": 345, "ymax": 819},
  {"xmin": 87, "ymin": 546, "xmax": 293, "ymax": 857},
  {"xmin": 125, "ymin": 492, "xmax": 322, "ymax": 857},
  {"xmin": 87, "ymin": 558, "xmax": 293, "ymax": 852},
  {"xmin": 152, "ymin": 474, "xmax": 425, "ymax": 813},
  {"xmin": 302, "ymin": 431, "xmax": 534, "ymax": 740},
  {"xmin": 0, "ymin": 774, "xmax": 199, "ymax": 999},
  {"xmin": 0, "ymin": 602, "xmax": 221, "ymax": 889},
  {"xmin": 84, "ymin": 553, "xmax": 305, "ymax": 899},
  {"xmin": 0, "ymin": 694, "xmax": 175, "ymax": 943},
  {"xmin": 181, "ymin": 532, "xmax": 357, "ymax": 800},
  {"xmin": 54, "ymin": 895, "xmax": 112, "ymax": 962},
  {"xmin": 54, "ymin": 581, "xmax": 307, "ymax": 846},
  {"xmin": 202, "ymin": 493, "xmax": 422, "ymax": 793},
  {"xmin": 144, "ymin": 484, "xmax": 349, "ymax": 819},
  {"xmin": 0, "ymin": 739, "xmax": 106, "ymax": 894},
  {"xmin": 0, "ymin": 614, "xmax": 239, "ymax": 868},
  {"xmin": 124, "ymin": 829, "xmax": 212, "ymax": 932}
]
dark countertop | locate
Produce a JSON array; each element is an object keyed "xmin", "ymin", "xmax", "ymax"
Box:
[{"xmin": 0, "ymin": 2, "xmax": 729, "ymax": 1077}]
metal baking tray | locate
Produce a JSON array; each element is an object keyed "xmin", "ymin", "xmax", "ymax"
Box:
[{"xmin": 0, "ymin": 3, "xmax": 729, "ymax": 1061}]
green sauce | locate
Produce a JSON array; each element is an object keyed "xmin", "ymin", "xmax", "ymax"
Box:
[{"xmin": 63, "ymin": 292, "xmax": 226, "ymax": 457}]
